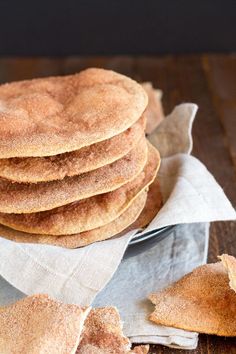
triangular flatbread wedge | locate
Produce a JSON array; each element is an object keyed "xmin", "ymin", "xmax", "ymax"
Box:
[
  {"xmin": 149, "ymin": 257, "xmax": 236, "ymax": 336},
  {"xmin": 0, "ymin": 294, "xmax": 90, "ymax": 354}
]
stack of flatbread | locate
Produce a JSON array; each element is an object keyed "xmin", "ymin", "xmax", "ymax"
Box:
[{"xmin": 0, "ymin": 68, "xmax": 162, "ymax": 248}]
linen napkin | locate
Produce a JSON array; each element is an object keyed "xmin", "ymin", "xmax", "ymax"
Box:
[
  {"xmin": 0, "ymin": 103, "xmax": 235, "ymax": 349},
  {"xmin": 94, "ymin": 222, "xmax": 209, "ymax": 350},
  {"xmin": 0, "ymin": 222, "xmax": 208, "ymax": 350}
]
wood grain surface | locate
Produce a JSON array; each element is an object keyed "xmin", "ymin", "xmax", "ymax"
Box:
[{"xmin": 0, "ymin": 55, "xmax": 235, "ymax": 353}]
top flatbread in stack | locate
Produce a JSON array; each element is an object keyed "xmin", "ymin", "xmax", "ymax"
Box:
[
  {"xmin": 0, "ymin": 68, "xmax": 147, "ymax": 158},
  {"xmin": 0, "ymin": 68, "xmax": 162, "ymax": 248}
]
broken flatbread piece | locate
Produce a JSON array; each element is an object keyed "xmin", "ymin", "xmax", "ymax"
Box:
[
  {"xmin": 77, "ymin": 307, "xmax": 149, "ymax": 353},
  {"xmin": 219, "ymin": 254, "xmax": 236, "ymax": 292},
  {"xmin": 149, "ymin": 257, "xmax": 236, "ymax": 336},
  {"xmin": 0, "ymin": 294, "xmax": 90, "ymax": 354}
]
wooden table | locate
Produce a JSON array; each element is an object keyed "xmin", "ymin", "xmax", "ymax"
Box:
[{"xmin": 0, "ymin": 55, "xmax": 236, "ymax": 353}]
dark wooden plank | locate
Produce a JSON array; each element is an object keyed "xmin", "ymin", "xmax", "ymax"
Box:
[
  {"xmin": 63, "ymin": 56, "xmax": 135, "ymax": 78},
  {"xmin": 0, "ymin": 58, "xmax": 64, "ymax": 83},
  {"xmin": 202, "ymin": 54, "xmax": 236, "ymax": 171},
  {"xmin": 141, "ymin": 336, "xmax": 236, "ymax": 354}
]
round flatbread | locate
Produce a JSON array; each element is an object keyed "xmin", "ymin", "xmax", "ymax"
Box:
[
  {"xmin": 0, "ymin": 143, "xmax": 160, "ymax": 234},
  {"xmin": 0, "ymin": 116, "xmax": 146, "ymax": 183},
  {"xmin": 0, "ymin": 191, "xmax": 147, "ymax": 248},
  {"xmin": 0, "ymin": 137, "xmax": 148, "ymax": 214},
  {"xmin": 0, "ymin": 68, "xmax": 147, "ymax": 158}
]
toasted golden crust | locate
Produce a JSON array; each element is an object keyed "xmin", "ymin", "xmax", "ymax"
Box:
[
  {"xmin": 0, "ymin": 294, "xmax": 90, "ymax": 354},
  {"xmin": 0, "ymin": 68, "xmax": 147, "ymax": 158},
  {"xmin": 0, "ymin": 142, "xmax": 159, "ymax": 234},
  {"xmin": 219, "ymin": 254, "xmax": 236, "ymax": 292},
  {"xmin": 0, "ymin": 191, "xmax": 147, "ymax": 248},
  {"xmin": 0, "ymin": 116, "xmax": 146, "ymax": 183},
  {"xmin": 142, "ymin": 82, "xmax": 164, "ymax": 134},
  {"xmin": 117, "ymin": 178, "xmax": 162, "ymax": 238},
  {"xmin": 0, "ymin": 137, "xmax": 149, "ymax": 214},
  {"xmin": 131, "ymin": 178, "xmax": 162, "ymax": 229},
  {"xmin": 149, "ymin": 260, "xmax": 236, "ymax": 336}
]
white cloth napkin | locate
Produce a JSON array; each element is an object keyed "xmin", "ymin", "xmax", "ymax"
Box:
[
  {"xmin": 0, "ymin": 222, "xmax": 208, "ymax": 350},
  {"xmin": 94, "ymin": 223, "xmax": 209, "ymax": 350},
  {"xmin": 0, "ymin": 103, "xmax": 235, "ymax": 349}
]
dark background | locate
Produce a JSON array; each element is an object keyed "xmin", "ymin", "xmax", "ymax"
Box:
[{"xmin": 0, "ymin": 0, "xmax": 235, "ymax": 56}]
